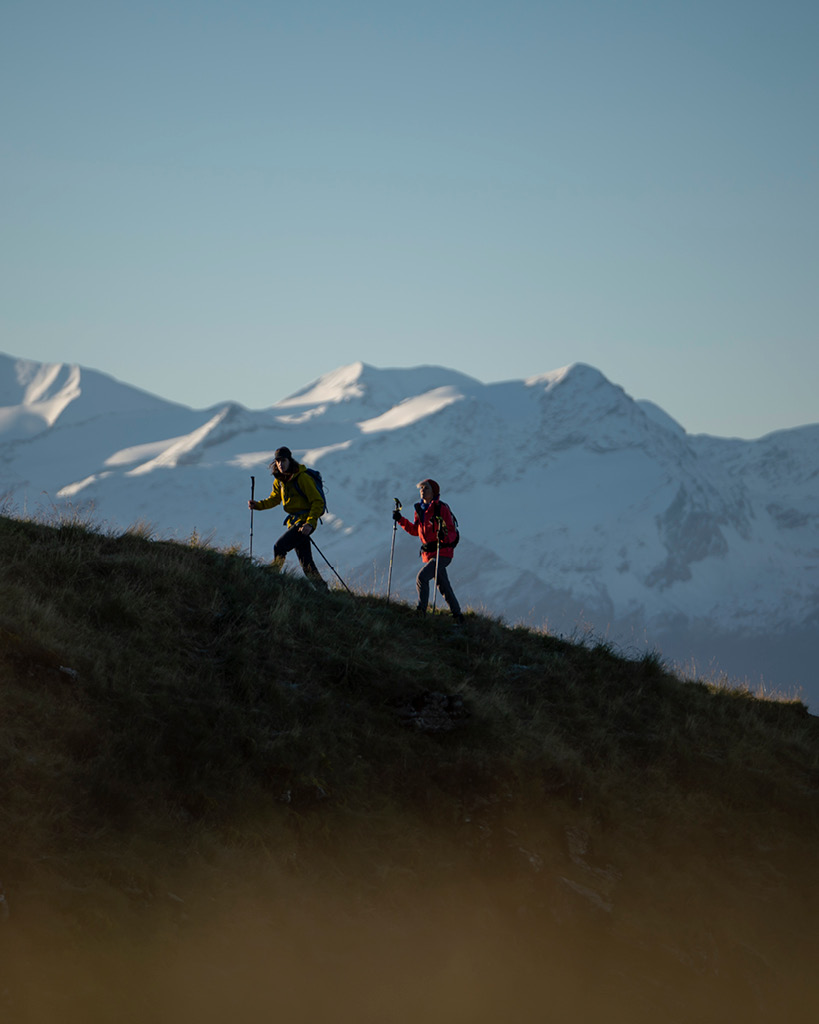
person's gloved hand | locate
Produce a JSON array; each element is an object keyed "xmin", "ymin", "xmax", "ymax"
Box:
[
  {"xmin": 420, "ymin": 541, "xmax": 437, "ymax": 553},
  {"xmin": 392, "ymin": 510, "xmax": 402, "ymax": 522}
]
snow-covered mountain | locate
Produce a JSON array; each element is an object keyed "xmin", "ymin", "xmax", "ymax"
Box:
[{"xmin": 2, "ymin": 351, "xmax": 817, "ymax": 709}]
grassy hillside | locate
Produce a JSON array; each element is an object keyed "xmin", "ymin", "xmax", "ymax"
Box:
[{"xmin": 1, "ymin": 511, "xmax": 817, "ymax": 1023}]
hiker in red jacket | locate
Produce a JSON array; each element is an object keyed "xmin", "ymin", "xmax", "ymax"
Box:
[{"xmin": 393, "ymin": 478, "xmax": 463, "ymax": 622}]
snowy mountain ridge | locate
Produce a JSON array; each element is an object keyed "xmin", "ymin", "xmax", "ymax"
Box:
[{"xmin": 1, "ymin": 351, "xmax": 817, "ymax": 707}]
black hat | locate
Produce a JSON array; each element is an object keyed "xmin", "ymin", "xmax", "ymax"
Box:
[{"xmin": 274, "ymin": 446, "xmax": 292, "ymax": 462}]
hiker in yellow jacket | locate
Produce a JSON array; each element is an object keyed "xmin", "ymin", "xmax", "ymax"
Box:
[{"xmin": 248, "ymin": 446, "xmax": 327, "ymax": 587}]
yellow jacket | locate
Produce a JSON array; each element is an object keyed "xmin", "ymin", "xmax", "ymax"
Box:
[{"xmin": 256, "ymin": 463, "xmax": 324, "ymax": 529}]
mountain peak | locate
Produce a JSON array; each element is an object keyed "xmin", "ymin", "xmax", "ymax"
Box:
[
  {"xmin": 525, "ymin": 362, "xmax": 612, "ymax": 392},
  {"xmin": 276, "ymin": 362, "xmax": 481, "ymax": 413},
  {"xmin": 277, "ymin": 362, "xmax": 371, "ymax": 407}
]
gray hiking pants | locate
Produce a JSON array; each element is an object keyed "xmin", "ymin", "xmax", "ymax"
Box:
[{"xmin": 416, "ymin": 556, "xmax": 461, "ymax": 615}]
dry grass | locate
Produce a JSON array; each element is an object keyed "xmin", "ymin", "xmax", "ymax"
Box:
[{"xmin": 1, "ymin": 510, "xmax": 818, "ymax": 1022}]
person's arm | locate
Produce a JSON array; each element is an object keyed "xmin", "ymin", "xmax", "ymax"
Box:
[
  {"xmin": 296, "ymin": 472, "xmax": 324, "ymax": 531},
  {"xmin": 255, "ymin": 483, "xmax": 282, "ymax": 511},
  {"xmin": 395, "ymin": 510, "xmax": 420, "ymax": 537}
]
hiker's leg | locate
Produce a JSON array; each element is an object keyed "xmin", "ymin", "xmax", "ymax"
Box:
[
  {"xmin": 293, "ymin": 531, "xmax": 326, "ymax": 586},
  {"xmin": 434, "ymin": 557, "xmax": 461, "ymax": 616},
  {"xmin": 416, "ymin": 561, "xmax": 435, "ymax": 611},
  {"xmin": 273, "ymin": 526, "xmax": 300, "ymax": 563}
]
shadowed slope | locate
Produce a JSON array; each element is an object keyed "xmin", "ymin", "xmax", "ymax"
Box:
[{"xmin": 1, "ymin": 512, "xmax": 817, "ymax": 1022}]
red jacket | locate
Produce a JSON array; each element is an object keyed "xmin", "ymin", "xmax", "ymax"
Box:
[{"xmin": 398, "ymin": 501, "xmax": 458, "ymax": 563}]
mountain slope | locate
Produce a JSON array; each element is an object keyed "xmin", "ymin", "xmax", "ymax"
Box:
[
  {"xmin": 1, "ymin": 514, "xmax": 817, "ymax": 1023},
  {"xmin": 1, "ymin": 350, "xmax": 817, "ymax": 707}
]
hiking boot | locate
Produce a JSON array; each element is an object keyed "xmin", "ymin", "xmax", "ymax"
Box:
[
  {"xmin": 452, "ymin": 612, "xmax": 465, "ymax": 625},
  {"xmin": 415, "ymin": 606, "xmax": 427, "ymax": 618}
]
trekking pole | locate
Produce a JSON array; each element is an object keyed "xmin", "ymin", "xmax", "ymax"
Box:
[
  {"xmin": 387, "ymin": 497, "xmax": 402, "ymax": 601},
  {"xmin": 249, "ymin": 476, "xmax": 255, "ymax": 558},
  {"xmin": 310, "ymin": 537, "xmax": 352, "ymax": 594},
  {"xmin": 431, "ymin": 514, "xmax": 444, "ymax": 612}
]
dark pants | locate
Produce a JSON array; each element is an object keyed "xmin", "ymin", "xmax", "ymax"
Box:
[
  {"xmin": 273, "ymin": 526, "xmax": 325, "ymax": 584},
  {"xmin": 416, "ymin": 556, "xmax": 461, "ymax": 614}
]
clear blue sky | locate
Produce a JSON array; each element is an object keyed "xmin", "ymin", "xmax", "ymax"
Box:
[{"xmin": 2, "ymin": 0, "xmax": 817, "ymax": 438}]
